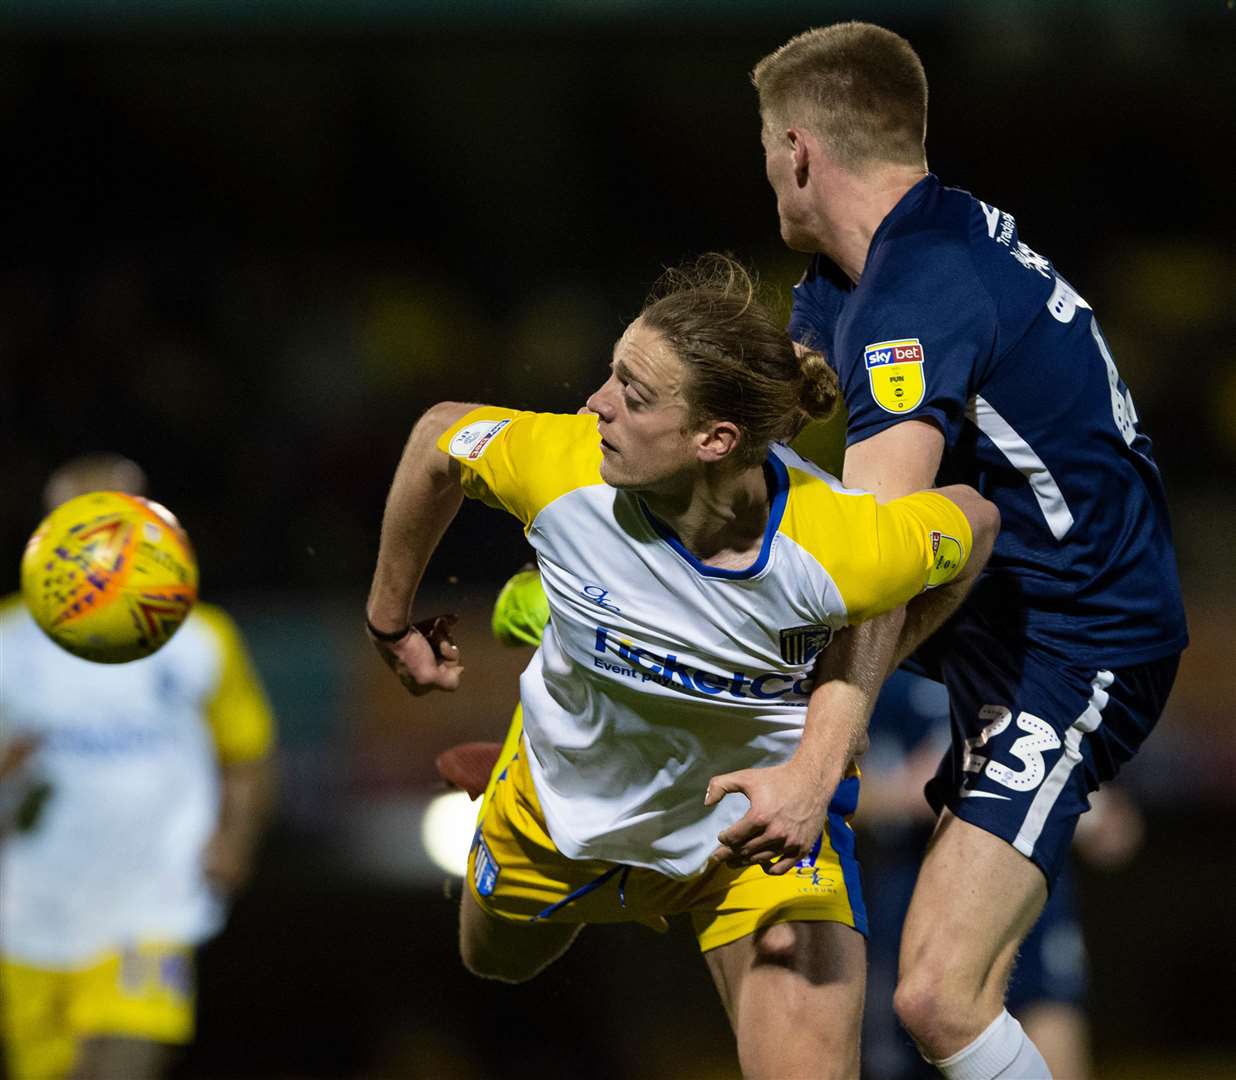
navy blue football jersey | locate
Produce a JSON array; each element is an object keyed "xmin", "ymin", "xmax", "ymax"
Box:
[{"xmin": 789, "ymin": 174, "xmax": 1187, "ymax": 665}]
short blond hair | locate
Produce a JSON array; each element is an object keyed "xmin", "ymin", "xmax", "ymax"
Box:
[{"xmin": 752, "ymin": 21, "xmax": 927, "ymax": 171}]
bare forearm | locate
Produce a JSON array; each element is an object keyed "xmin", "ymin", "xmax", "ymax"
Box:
[
  {"xmin": 890, "ymin": 576, "xmax": 970, "ymax": 672},
  {"xmin": 796, "ymin": 613, "xmax": 903, "ymax": 780},
  {"xmin": 367, "ymin": 402, "xmax": 474, "ymax": 630}
]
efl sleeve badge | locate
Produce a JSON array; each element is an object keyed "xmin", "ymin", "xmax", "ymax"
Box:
[
  {"xmin": 448, "ymin": 418, "xmax": 511, "ymax": 460},
  {"xmin": 864, "ymin": 339, "xmax": 926, "ymax": 414},
  {"xmin": 925, "ymin": 529, "xmax": 964, "ymax": 588}
]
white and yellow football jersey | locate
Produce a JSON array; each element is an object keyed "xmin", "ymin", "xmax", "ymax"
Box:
[
  {"xmin": 440, "ymin": 407, "xmax": 971, "ymax": 878},
  {"xmin": 0, "ymin": 597, "xmax": 273, "ymax": 967}
]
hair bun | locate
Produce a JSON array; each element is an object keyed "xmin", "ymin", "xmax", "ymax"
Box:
[{"xmin": 798, "ymin": 348, "xmax": 839, "ymax": 422}]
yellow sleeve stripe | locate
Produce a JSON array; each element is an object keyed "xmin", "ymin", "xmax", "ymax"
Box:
[
  {"xmin": 194, "ymin": 604, "xmax": 276, "ymax": 764},
  {"xmin": 437, "ymin": 406, "xmax": 605, "ymax": 528}
]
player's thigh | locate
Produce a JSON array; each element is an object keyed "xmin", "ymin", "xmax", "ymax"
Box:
[
  {"xmin": 460, "ymin": 738, "xmax": 593, "ymax": 979},
  {"xmin": 689, "ymin": 786, "xmax": 867, "ymax": 1072},
  {"xmin": 458, "ymin": 886, "xmax": 581, "ymax": 981},
  {"xmin": 705, "ymin": 920, "xmax": 865, "ymax": 1077},
  {"xmin": 899, "ymin": 810, "xmax": 1046, "ymax": 994},
  {"xmin": 705, "ymin": 918, "xmax": 866, "ymax": 1022}
]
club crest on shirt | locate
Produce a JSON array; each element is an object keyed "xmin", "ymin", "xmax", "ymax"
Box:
[
  {"xmin": 864, "ymin": 338, "xmax": 925, "ymax": 414},
  {"xmin": 448, "ymin": 418, "xmax": 510, "ymax": 460},
  {"xmin": 779, "ymin": 623, "xmax": 834, "ymax": 665}
]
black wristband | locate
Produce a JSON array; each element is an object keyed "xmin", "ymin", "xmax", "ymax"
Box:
[{"xmin": 365, "ymin": 616, "xmax": 411, "ymax": 642}]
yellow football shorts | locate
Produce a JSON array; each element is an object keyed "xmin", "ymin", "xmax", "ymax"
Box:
[
  {"xmin": 0, "ymin": 942, "xmax": 195, "ymax": 1080},
  {"xmin": 467, "ymin": 715, "xmax": 866, "ymax": 953}
]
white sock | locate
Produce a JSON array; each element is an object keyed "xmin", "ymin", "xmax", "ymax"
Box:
[{"xmin": 931, "ymin": 1009, "xmax": 1052, "ymax": 1079}]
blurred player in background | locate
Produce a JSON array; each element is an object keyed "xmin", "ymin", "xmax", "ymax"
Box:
[
  {"xmin": 367, "ymin": 257, "xmax": 999, "ymax": 1077},
  {"xmin": 752, "ymin": 22, "xmax": 1187, "ymax": 1077},
  {"xmin": 858, "ymin": 670, "xmax": 1145, "ymax": 1080},
  {"xmin": 0, "ymin": 455, "xmax": 276, "ymax": 1080}
]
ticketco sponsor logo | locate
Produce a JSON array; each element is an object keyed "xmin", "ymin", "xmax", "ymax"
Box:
[{"xmin": 592, "ymin": 626, "xmax": 812, "ymax": 701}]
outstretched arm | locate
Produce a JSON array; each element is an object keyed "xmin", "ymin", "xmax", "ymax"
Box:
[{"xmin": 366, "ymin": 401, "xmax": 479, "ymax": 695}]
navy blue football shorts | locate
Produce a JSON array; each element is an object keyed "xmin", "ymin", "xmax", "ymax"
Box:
[{"xmin": 912, "ymin": 609, "xmax": 1180, "ymax": 885}]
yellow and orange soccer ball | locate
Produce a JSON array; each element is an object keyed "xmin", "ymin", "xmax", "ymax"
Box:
[{"xmin": 21, "ymin": 491, "xmax": 198, "ymax": 664}]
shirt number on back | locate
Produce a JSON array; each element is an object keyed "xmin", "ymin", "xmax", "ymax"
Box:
[{"xmin": 1045, "ymin": 277, "xmax": 1140, "ymax": 447}]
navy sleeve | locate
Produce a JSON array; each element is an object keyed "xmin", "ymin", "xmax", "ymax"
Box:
[
  {"xmin": 788, "ymin": 255, "xmax": 849, "ymax": 358},
  {"xmin": 839, "ymin": 239, "xmax": 997, "ymax": 449}
]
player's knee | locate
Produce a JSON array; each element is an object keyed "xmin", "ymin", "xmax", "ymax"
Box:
[
  {"xmin": 893, "ymin": 965, "xmax": 980, "ymax": 1053},
  {"xmin": 892, "ymin": 973, "xmax": 935, "ymax": 1041}
]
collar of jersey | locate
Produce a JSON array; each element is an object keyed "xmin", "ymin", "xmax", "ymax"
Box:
[
  {"xmin": 637, "ymin": 453, "xmax": 790, "ymax": 580},
  {"xmin": 869, "ymin": 172, "xmax": 937, "ymax": 254}
]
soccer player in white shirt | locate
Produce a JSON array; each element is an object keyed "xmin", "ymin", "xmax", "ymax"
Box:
[
  {"xmin": 367, "ymin": 256, "xmax": 999, "ymax": 1078},
  {"xmin": 0, "ymin": 455, "xmax": 276, "ymax": 1080}
]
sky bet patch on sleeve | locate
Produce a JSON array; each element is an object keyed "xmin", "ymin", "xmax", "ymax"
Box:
[
  {"xmin": 864, "ymin": 338, "xmax": 925, "ymax": 414},
  {"xmin": 448, "ymin": 418, "xmax": 511, "ymax": 460}
]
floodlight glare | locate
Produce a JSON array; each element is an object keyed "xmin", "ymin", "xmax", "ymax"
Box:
[{"xmin": 421, "ymin": 790, "xmax": 477, "ymax": 877}]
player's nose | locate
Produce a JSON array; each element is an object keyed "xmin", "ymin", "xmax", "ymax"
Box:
[{"xmin": 585, "ymin": 382, "xmax": 616, "ymax": 420}]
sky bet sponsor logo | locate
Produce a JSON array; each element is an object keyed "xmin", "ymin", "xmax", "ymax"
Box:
[
  {"xmin": 865, "ymin": 338, "xmax": 926, "ymax": 413},
  {"xmin": 592, "ymin": 626, "xmax": 812, "ymax": 701},
  {"xmin": 864, "ymin": 339, "xmax": 923, "ymax": 368}
]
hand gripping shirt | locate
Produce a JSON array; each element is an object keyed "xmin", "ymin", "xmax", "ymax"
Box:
[
  {"xmin": 440, "ymin": 407, "xmax": 972, "ymax": 878},
  {"xmin": 0, "ymin": 598, "xmax": 274, "ymax": 966},
  {"xmin": 789, "ymin": 174, "xmax": 1187, "ymax": 666}
]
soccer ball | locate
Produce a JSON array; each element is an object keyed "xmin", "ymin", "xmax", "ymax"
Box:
[{"xmin": 20, "ymin": 491, "xmax": 199, "ymax": 663}]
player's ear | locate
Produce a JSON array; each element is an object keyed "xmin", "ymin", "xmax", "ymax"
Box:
[
  {"xmin": 788, "ymin": 128, "xmax": 810, "ymax": 183},
  {"xmin": 696, "ymin": 421, "xmax": 741, "ymax": 464}
]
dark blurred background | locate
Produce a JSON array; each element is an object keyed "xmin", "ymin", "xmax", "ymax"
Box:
[{"xmin": 2, "ymin": 2, "xmax": 1234, "ymax": 1077}]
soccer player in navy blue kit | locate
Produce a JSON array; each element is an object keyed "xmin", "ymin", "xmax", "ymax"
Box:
[{"xmin": 740, "ymin": 22, "xmax": 1187, "ymax": 1079}]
